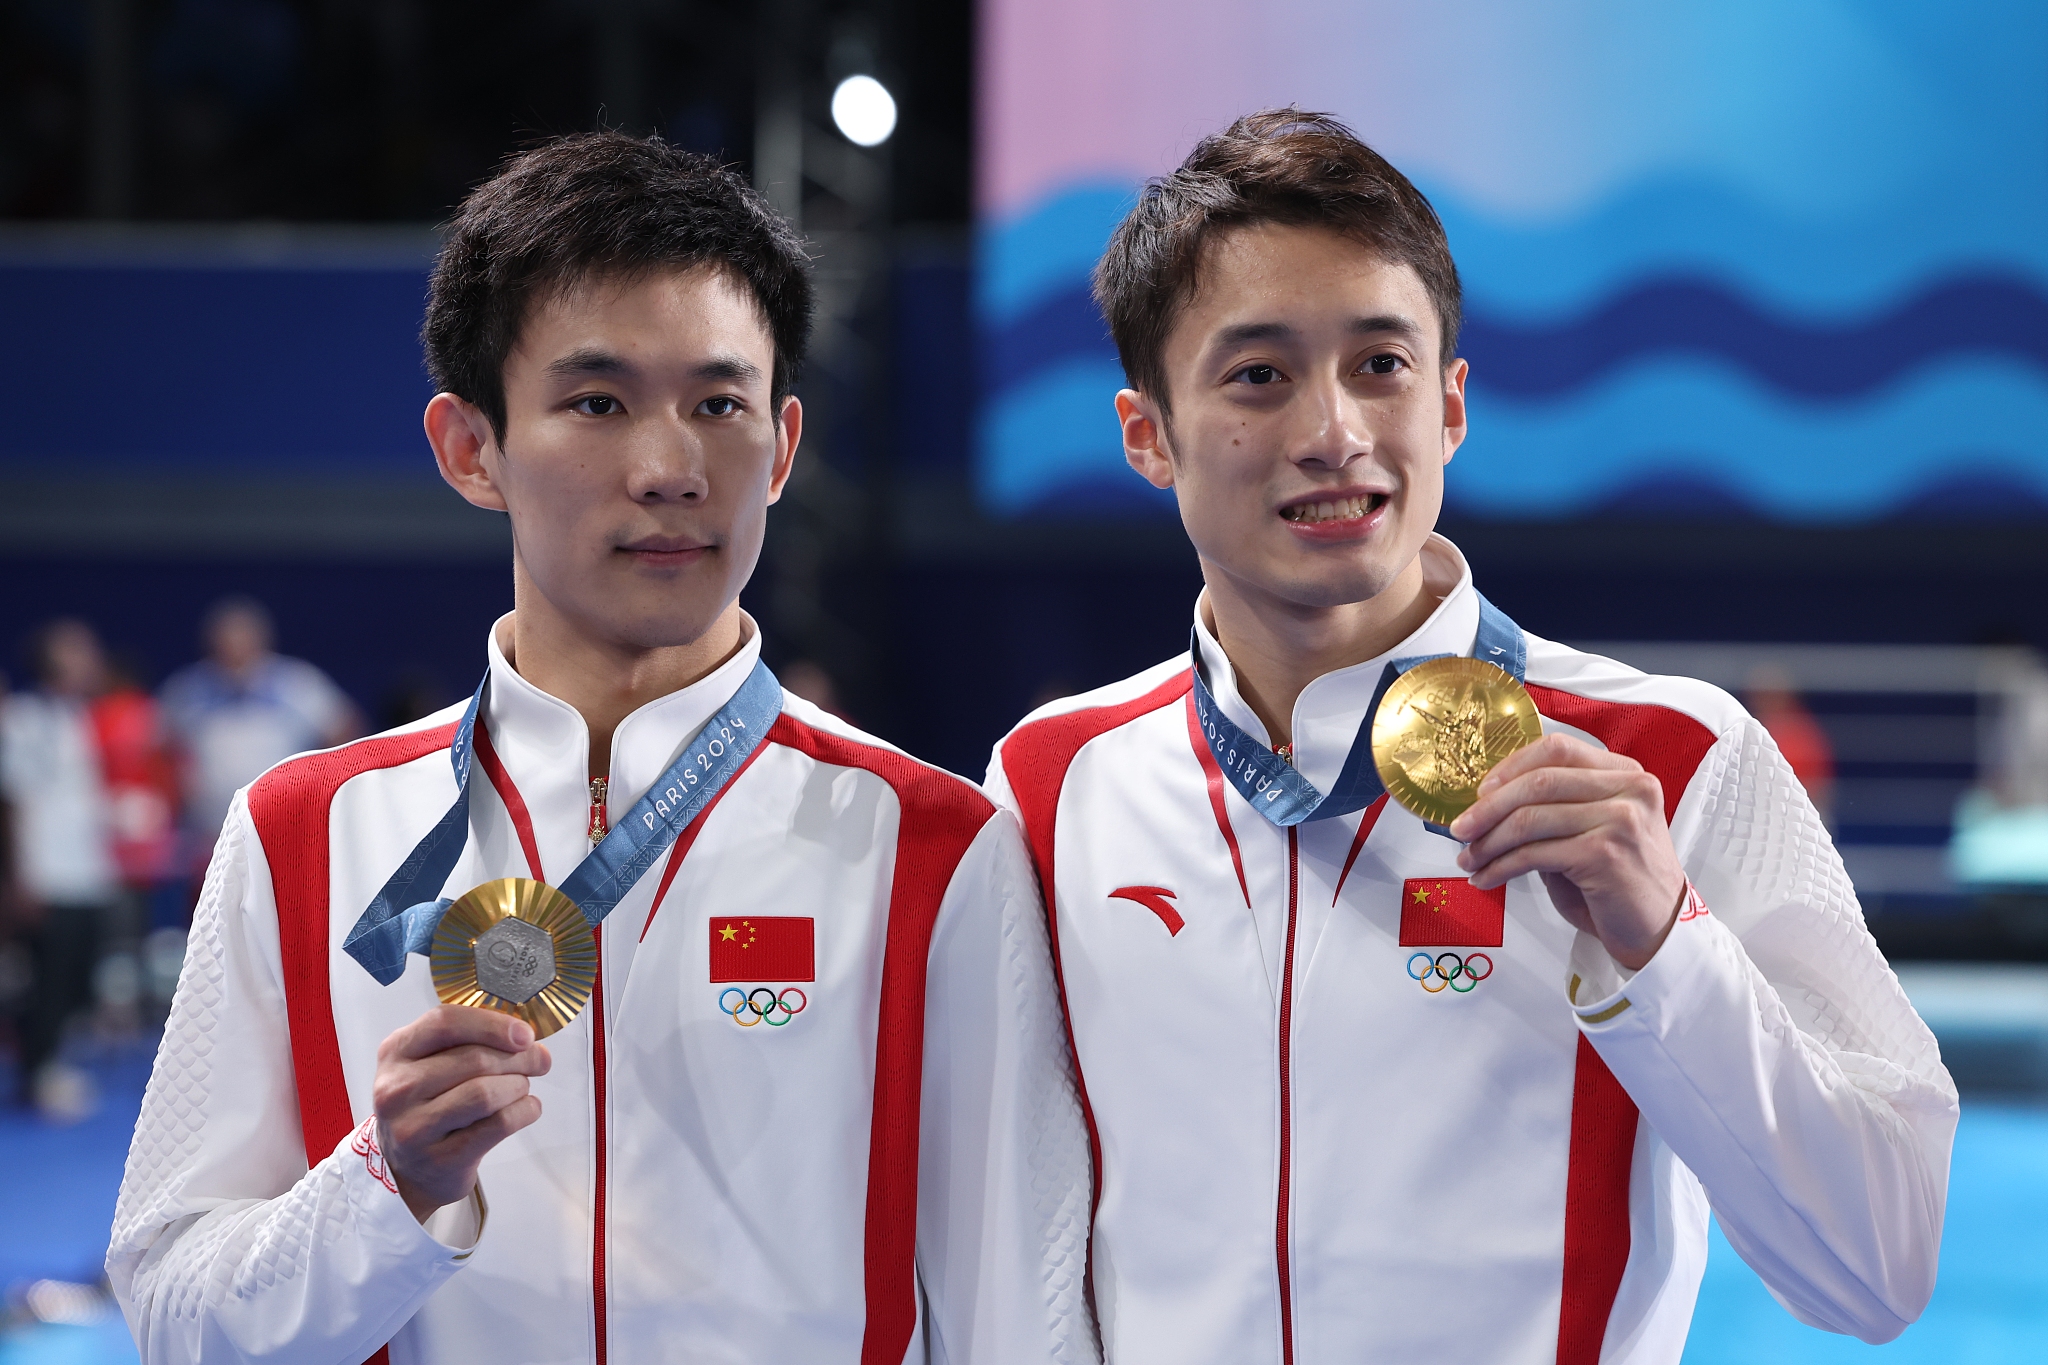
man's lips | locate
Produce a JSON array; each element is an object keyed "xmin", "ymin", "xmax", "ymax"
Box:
[
  {"xmin": 617, "ymin": 537, "xmax": 713, "ymax": 565},
  {"xmin": 1276, "ymin": 490, "xmax": 1392, "ymax": 541}
]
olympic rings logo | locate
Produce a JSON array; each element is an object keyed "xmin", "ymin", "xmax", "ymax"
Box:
[
  {"xmin": 1407, "ymin": 951, "xmax": 1494, "ymax": 994},
  {"xmin": 719, "ymin": 986, "xmax": 809, "ymax": 1027}
]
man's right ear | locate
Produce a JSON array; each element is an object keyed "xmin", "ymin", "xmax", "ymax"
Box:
[
  {"xmin": 425, "ymin": 393, "xmax": 510, "ymax": 512},
  {"xmin": 1118, "ymin": 389, "xmax": 1176, "ymax": 490}
]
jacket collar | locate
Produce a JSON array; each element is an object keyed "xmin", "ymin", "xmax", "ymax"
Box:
[
  {"xmin": 479, "ymin": 612, "xmax": 764, "ymax": 883},
  {"xmin": 1192, "ymin": 534, "xmax": 1479, "ymax": 800}
]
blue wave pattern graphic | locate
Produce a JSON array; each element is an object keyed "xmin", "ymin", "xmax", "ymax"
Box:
[
  {"xmin": 977, "ymin": 185, "xmax": 2048, "ymax": 518},
  {"xmin": 983, "ymin": 272, "xmax": 2048, "ymax": 402},
  {"xmin": 1464, "ymin": 276, "xmax": 2048, "ymax": 400},
  {"xmin": 1458, "ymin": 358, "xmax": 2048, "ymax": 521},
  {"xmin": 1431, "ymin": 178, "xmax": 2048, "ymax": 321}
]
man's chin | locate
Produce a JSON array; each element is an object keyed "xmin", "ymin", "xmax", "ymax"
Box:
[
  {"xmin": 1232, "ymin": 546, "xmax": 1408, "ymax": 611},
  {"xmin": 1278, "ymin": 570, "xmax": 1402, "ymax": 610},
  {"xmin": 572, "ymin": 596, "xmax": 734, "ymax": 654}
]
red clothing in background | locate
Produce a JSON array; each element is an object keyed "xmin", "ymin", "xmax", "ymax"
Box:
[
  {"xmin": 1758, "ymin": 698, "xmax": 1836, "ymax": 803},
  {"xmin": 89, "ymin": 688, "xmax": 180, "ymax": 888}
]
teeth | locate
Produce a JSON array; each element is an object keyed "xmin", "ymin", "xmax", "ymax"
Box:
[{"xmin": 1283, "ymin": 496, "xmax": 1375, "ymax": 523}]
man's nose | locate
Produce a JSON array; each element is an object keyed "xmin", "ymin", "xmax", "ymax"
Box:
[
  {"xmin": 626, "ymin": 418, "xmax": 710, "ymax": 502},
  {"xmin": 1292, "ymin": 372, "xmax": 1370, "ymax": 469}
]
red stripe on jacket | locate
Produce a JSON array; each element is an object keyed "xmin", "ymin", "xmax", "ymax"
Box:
[
  {"xmin": 1526, "ymin": 685, "xmax": 1717, "ymax": 1364},
  {"xmin": 1182, "ymin": 691, "xmax": 1251, "ymax": 907},
  {"xmin": 246, "ymin": 722, "xmax": 460, "ymax": 1365},
  {"xmin": 764, "ymin": 714, "xmax": 997, "ymax": 1365}
]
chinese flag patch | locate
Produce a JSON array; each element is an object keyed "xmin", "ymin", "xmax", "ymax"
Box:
[
  {"xmin": 1399, "ymin": 878, "xmax": 1505, "ymax": 947},
  {"xmin": 708, "ymin": 917, "xmax": 815, "ymax": 982}
]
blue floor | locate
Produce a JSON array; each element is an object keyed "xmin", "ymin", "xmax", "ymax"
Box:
[
  {"xmin": 0, "ymin": 1044, "xmax": 148, "ymax": 1365},
  {"xmin": 3, "ymin": 1045, "xmax": 2043, "ymax": 1363}
]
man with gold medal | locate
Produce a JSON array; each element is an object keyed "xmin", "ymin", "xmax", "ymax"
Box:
[
  {"xmin": 987, "ymin": 111, "xmax": 1955, "ymax": 1363},
  {"xmin": 110, "ymin": 134, "xmax": 1097, "ymax": 1364}
]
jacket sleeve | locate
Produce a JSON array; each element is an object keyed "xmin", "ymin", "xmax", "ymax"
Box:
[
  {"xmin": 1566, "ymin": 717, "xmax": 1957, "ymax": 1343},
  {"xmin": 915, "ymin": 806, "xmax": 1099, "ymax": 1365},
  {"xmin": 107, "ymin": 792, "xmax": 482, "ymax": 1365}
]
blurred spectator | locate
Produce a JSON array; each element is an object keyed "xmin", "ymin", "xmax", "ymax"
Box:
[
  {"xmin": 160, "ymin": 597, "xmax": 360, "ymax": 867},
  {"xmin": 0, "ymin": 621, "xmax": 121, "ymax": 1121},
  {"xmin": 0, "ymin": 667, "xmax": 19, "ymax": 1070},
  {"xmin": 92, "ymin": 659, "xmax": 189, "ymax": 1020},
  {"xmin": 91, "ymin": 660, "xmax": 181, "ymax": 894},
  {"xmin": 1951, "ymin": 653, "xmax": 2048, "ymax": 888},
  {"xmin": 1747, "ymin": 665, "xmax": 1836, "ymax": 823}
]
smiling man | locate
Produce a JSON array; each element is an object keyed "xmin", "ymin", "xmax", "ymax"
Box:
[
  {"xmin": 987, "ymin": 110, "xmax": 1955, "ymax": 1364},
  {"xmin": 109, "ymin": 134, "xmax": 1095, "ymax": 1364}
]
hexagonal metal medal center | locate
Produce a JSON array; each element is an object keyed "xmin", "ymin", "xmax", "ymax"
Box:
[{"xmin": 473, "ymin": 918, "xmax": 556, "ymax": 1004}]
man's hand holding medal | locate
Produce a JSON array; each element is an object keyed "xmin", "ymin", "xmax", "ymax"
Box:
[
  {"xmin": 1450, "ymin": 734, "xmax": 1688, "ymax": 972},
  {"xmin": 373, "ymin": 1004, "xmax": 553, "ymax": 1223},
  {"xmin": 1372, "ymin": 657, "xmax": 1687, "ymax": 973}
]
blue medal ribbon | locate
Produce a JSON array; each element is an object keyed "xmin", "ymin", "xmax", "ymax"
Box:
[
  {"xmin": 1190, "ymin": 593, "xmax": 1528, "ymax": 829},
  {"xmin": 342, "ymin": 659, "xmax": 784, "ymax": 985}
]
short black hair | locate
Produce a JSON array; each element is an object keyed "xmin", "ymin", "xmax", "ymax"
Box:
[
  {"xmin": 423, "ymin": 131, "xmax": 814, "ymax": 442},
  {"xmin": 1094, "ymin": 108, "xmax": 1461, "ymax": 409}
]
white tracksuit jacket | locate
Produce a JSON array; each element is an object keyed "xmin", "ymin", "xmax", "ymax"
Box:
[
  {"xmin": 985, "ymin": 536, "xmax": 1956, "ymax": 1365},
  {"xmin": 109, "ymin": 620, "xmax": 1097, "ymax": 1365}
]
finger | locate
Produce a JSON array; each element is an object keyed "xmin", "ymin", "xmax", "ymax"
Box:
[
  {"xmin": 376, "ymin": 1042, "xmax": 552, "ymax": 1115},
  {"xmin": 1465, "ymin": 832, "xmax": 1607, "ymax": 890},
  {"xmin": 1456, "ymin": 800, "xmax": 1613, "ymax": 872},
  {"xmin": 1480, "ymin": 733, "xmax": 1636, "ymax": 794},
  {"xmin": 396, "ymin": 1073, "xmax": 535, "ymax": 1149},
  {"xmin": 425, "ymin": 1094, "xmax": 544, "ymax": 1169},
  {"xmin": 1452, "ymin": 764, "xmax": 1648, "ymax": 842},
  {"xmin": 391, "ymin": 1005, "xmax": 536, "ymax": 1062}
]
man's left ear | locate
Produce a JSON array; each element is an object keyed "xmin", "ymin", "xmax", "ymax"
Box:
[
  {"xmin": 766, "ymin": 394, "xmax": 803, "ymax": 505},
  {"xmin": 1441, "ymin": 357, "xmax": 1470, "ymax": 464}
]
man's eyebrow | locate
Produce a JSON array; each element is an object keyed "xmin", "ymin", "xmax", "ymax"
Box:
[
  {"xmin": 694, "ymin": 353, "xmax": 764, "ymax": 383},
  {"xmin": 545, "ymin": 347, "xmax": 633, "ymax": 379},
  {"xmin": 1350, "ymin": 314, "xmax": 1425, "ymax": 340},
  {"xmin": 1212, "ymin": 321, "xmax": 1296, "ymax": 349},
  {"xmin": 541, "ymin": 349, "xmax": 765, "ymax": 383},
  {"xmin": 1208, "ymin": 315, "xmax": 1425, "ymax": 349}
]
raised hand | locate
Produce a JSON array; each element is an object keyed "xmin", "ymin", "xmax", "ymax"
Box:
[
  {"xmin": 1447, "ymin": 733, "xmax": 1686, "ymax": 971},
  {"xmin": 373, "ymin": 1005, "xmax": 553, "ymax": 1222}
]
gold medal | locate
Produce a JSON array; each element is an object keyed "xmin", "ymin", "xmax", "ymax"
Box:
[
  {"xmin": 1371, "ymin": 657, "xmax": 1543, "ymax": 826},
  {"xmin": 430, "ymin": 878, "xmax": 597, "ymax": 1038}
]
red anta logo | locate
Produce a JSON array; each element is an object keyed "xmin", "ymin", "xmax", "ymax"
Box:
[{"xmin": 1109, "ymin": 885, "xmax": 1185, "ymax": 937}]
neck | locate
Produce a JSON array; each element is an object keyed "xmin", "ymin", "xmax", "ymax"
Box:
[
  {"xmin": 503, "ymin": 585, "xmax": 747, "ymax": 781},
  {"xmin": 1202, "ymin": 550, "xmax": 1440, "ymax": 749}
]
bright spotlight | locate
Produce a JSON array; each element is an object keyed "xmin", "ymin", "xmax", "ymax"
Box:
[{"xmin": 831, "ymin": 75, "xmax": 897, "ymax": 148}]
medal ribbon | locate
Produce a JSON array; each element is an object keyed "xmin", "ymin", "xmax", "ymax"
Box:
[
  {"xmin": 342, "ymin": 659, "xmax": 784, "ymax": 985},
  {"xmin": 1190, "ymin": 592, "xmax": 1527, "ymax": 829}
]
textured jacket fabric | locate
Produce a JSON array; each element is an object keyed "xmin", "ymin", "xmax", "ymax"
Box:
[
  {"xmin": 110, "ymin": 620, "xmax": 1097, "ymax": 1365},
  {"xmin": 986, "ymin": 536, "xmax": 1956, "ymax": 1365}
]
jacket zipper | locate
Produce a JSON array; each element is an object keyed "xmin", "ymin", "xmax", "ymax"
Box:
[
  {"xmin": 588, "ymin": 773, "xmax": 609, "ymax": 1364},
  {"xmin": 591, "ymin": 925, "xmax": 609, "ymax": 1365},
  {"xmin": 476, "ymin": 732, "xmax": 611, "ymax": 1363},
  {"xmin": 1276, "ymin": 826, "xmax": 1300, "ymax": 1365}
]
